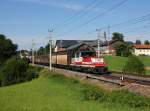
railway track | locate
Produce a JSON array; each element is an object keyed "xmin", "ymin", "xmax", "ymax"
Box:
[
  {"xmin": 34, "ymin": 63, "xmax": 150, "ymax": 86},
  {"xmin": 102, "ymin": 75, "xmax": 150, "ymax": 86}
]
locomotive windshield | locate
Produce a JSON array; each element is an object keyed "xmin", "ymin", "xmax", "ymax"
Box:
[{"xmin": 81, "ymin": 51, "xmax": 96, "ymax": 57}]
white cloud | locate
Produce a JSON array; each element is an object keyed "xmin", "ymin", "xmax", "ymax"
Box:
[
  {"xmin": 10, "ymin": 0, "xmax": 84, "ymax": 11},
  {"xmin": 56, "ymin": 3, "xmax": 83, "ymax": 11}
]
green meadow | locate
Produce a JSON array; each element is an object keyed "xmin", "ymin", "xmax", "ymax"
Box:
[
  {"xmin": 0, "ymin": 70, "xmax": 149, "ymax": 111},
  {"xmin": 104, "ymin": 56, "xmax": 150, "ymax": 75}
]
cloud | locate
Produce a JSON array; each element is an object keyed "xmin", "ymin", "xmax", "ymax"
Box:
[
  {"xmin": 10, "ymin": 0, "xmax": 84, "ymax": 11},
  {"xmin": 56, "ymin": 3, "xmax": 83, "ymax": 11}
]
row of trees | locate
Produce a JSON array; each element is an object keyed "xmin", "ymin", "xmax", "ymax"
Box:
[
  {"xmin": 0, "ymin": 34, "xmax": 17, "ymax": 65},
  {"xmin": 37, "ymin": 44, "xmax": 49, "ymax": 55},
  {"xmin": 111, "ymin": 32, "xmax": 132, "ymax": 57},
  {"xmin": 135, "ymin": 40, "xmax": 150, "ymax": 45}
]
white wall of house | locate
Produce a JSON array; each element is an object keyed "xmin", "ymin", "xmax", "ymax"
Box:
[
  {"xmin": 54, "ymin": 46, "xmax": 58, "ymax": 52},
  {"xmin": 94, "ymin": 46, "xmax": 115, "ymax": 55},
  {"xmin": 134, "ymin": 49, "xmax": 150, "ymax": 56}
]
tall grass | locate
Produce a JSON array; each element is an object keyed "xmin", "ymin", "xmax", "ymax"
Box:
[{"xmin": 0, "ymin": 70, "xmax": 149, "ymax": 111}]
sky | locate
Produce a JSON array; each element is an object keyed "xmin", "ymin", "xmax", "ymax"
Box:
[{"xmin": 0, "ymin": 0, "xmax": 150, "ymax": 50}]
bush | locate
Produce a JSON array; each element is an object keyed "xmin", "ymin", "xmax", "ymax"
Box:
[
  {"xmin": 82, "ymin": 88, "xmax": 105, "ymax": 101},
  {"xmin": 115, "ymin": 43, "xmax": 132, "ymax": 57},
  {"xmin": 0, "ymin": 57, "xmax": 29, "ymax": 86},
  {"xmin": 0, "ymin": 57, "xmax": 41, "ymax": 86},
  {"xmin": 123, "ymin": 56, "xmax": 145, "ymax": 75},
  {"xmin": 108, "ymin": 90, "xmax": 150, "ymax": 108}
]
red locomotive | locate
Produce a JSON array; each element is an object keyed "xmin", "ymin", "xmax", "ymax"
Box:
[{"xmin": 70, "ymin": 51, "xmax": 108, "ymax": 73}]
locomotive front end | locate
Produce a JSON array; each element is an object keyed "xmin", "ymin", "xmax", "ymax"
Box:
[{"xmin": 71, "ymin": 51, "xmax": 108, "ymax": 74}]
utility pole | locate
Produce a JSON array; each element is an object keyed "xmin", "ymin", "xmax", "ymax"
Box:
[
  {"xmin": 96, "ymin": 29, "xmax": 101, "ymax": 58},
  {"xmin": 107, "ymin": 26, "xmax": 110, "ymax": 54},
  {"xmin": 32, "ymin": 39, "xmax": 35, "ymax": 66},
  {"xmin": 104, "ymin": 31, "xmax": 107, "ymax": 54},
  {"xmin": 48, "ymin": 29, "xmax": 53, "ymax": 70}
]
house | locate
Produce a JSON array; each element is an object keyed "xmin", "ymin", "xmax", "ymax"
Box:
[
  {"xmin": 54, "ymin": 40, "xmax": 98, "ymax": 52},
  {"xmin": 18, "ymin": 50, "xmax": 29, "ymax": 58},
  {"xmin": 54, "ymin": 39, "xmax": 125, "ymax": 56},
  {"xmin": 54, "ymin": 40, "xmax": 78, "ymax": 52},
  {"xmin": 99, "ymin": 40, "xmax": 124, "ymax": 55},
  {"xmin": 134, "ymin": 45, "xmax": 150, "ymax": 56}
]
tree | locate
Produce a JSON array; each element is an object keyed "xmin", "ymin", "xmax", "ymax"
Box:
[
  {"xmin": 115, "ymin": 43, "xmax": 132, "ymax": 57},
  {"xmin": 36, "ymin": 43, "xmax": 55, "ymax": 56},
  {"xmin": 112, "ymin": 32, "xmax": 124, "ymax": 41},
  {"xmin": 37, "ymin": 47, "xmax": 45, "ymax": 55},
  {"xmin": 135, "ymin": 40, "xmax": 141, "ymax": 45},
  {"xmin": 0, "ymin": 34, "xmax": 17, "ymax": 65},
  {"xmin": 144, "ymin": 40, "xmax": 149, "ymax": 45},
  {"xmin": 123, "ymin": 56, "xmax": 145, "ymax": 75},
  {"xmin": 45, "ymin": 43, "xmax": 50, "ymax": 54}
]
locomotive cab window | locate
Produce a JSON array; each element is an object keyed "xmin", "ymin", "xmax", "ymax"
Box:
[{"xmin": 81, "ymin": 51, "xmax": 96, "ymax": 57}]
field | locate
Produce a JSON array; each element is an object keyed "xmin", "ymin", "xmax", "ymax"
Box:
[
  {"xmin": 0, "ymin": 70, "xmax": 149, "ymax": 111},
  {"xmin": 104, "ymin": 56, "xmax": 150, "ymax": 75}
]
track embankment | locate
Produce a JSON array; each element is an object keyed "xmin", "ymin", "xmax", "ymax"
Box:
[{"xmin": 34, "ymin": 64, "xmax": 150, "ymax": 97}]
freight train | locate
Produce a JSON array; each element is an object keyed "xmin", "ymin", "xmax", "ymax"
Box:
[{"xmin": 34, "ymin": 50, "xmax": 108, "ymax": 74}]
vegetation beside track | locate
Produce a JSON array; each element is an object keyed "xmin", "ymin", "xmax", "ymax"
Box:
[
  {"xmin": 0, "ymin": 69, "xmax": 149, "ymax": 111},
  {"xmin": 104, "ymin": 56, "xmax": 150, "ymax": 75}
]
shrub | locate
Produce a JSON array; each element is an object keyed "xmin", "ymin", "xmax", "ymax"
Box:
[
  {"xmin": 24, "ymin": 68, "xmax": 38, "ymax": 81},
  {"xmin": 0, "ymin": 57, "xmax": 29, "ymax": 86},
  {"xmin": 123, "ymin": 56, "xmax": 145, "ymax": 75},
  {"xmin": 108, "ymin": 90, "xmax": 150, "ymax": 108},
  {"xmin": 82, "ymin": 88, "xmax": 105, "ymax": 101}
]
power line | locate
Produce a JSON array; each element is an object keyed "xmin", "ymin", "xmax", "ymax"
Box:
[
  {"xmin": 54, "ymin": 0, "xmax": 98, "ymax": 29},
  {"xmin": 82, "ymin": 12, "xmax": 150, "ymax": 37},
  {"xmin": 58, "ymin": 0, "xmax": 105, "ymax": 27},
  {"xmin": 99, "ymin": 13, "xmax": 150, "ymax": 30},
  {"xmin": 57, "ymin": 0, "xmax": 128, "ymax": 37}
]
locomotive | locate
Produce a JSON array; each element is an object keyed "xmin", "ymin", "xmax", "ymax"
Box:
[{"xmin": 34, "ymin": 43, "xmax": 108, "ymax": 74}]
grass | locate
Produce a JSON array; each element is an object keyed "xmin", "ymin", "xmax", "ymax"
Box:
[
  {"xmin": 0, "ymin": 70, "xmax": 149, "ymax": 111},
  {"xmin": 104, "ymin": 56, "xmax": 127, "ymax": 72},
  {"xmin": 104, "ymin": 56, "xmax": 150, "ymax": 75},
  {"xmin": 138, "ymin": 56, "xmax": 150, "ymax": 67}
]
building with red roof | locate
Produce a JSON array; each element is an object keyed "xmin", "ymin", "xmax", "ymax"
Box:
[{"xmin": 134, "ymin": 45, "xmax": 150, "ymax": 56}]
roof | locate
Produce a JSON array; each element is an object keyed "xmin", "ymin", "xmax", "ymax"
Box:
[
  {"xmin": 56, "ymin": 40, "xmax": 78, "ymax": 48},
  {"xmin": 78, "ymin": 40, "xmax": 98, "ymax": 47},
  {"xmin": 55, "ymin": 39, "xmax": 125, "ymax": 50},
  {"xmin": 100, "ymin": 40, "xmax": 124, "ymax": 47},
  {"xmin": 134, "ymin": 45, "xmax": 150, "ymax": 49},
  {"xmin": 67, "ymin": 42, "xmax": 95, "ymax": 52},
  {"xmin": 67, "ymin": 43, "xmax": 84, "ymax": 50},
  {"xmin": 55, "ymin": 40, "xmax": 98, "ymax": 48}
]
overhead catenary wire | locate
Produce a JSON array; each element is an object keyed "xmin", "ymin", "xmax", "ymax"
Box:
[
  {"xmin": 57, "ymin": 0, "xmax": 128, "ymax": 37},
  {"xmin": 81, "ymin": 12, "xmax": 150, "ymax": 37},
  {"xmin": 58, "ymin": 0, "xmax": 105, "ymax": 28},
  {"xmin": 54, "ymin": 0, "xmax": 99, "ymax": 29}
]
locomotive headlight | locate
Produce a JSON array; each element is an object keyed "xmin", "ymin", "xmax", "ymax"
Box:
[{"xmin": 98, "ymin": 58, "xmax": 104, "ymax": 63}]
